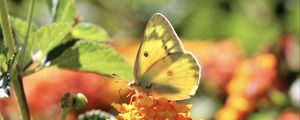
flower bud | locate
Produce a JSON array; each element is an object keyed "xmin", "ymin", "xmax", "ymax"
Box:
[{"xmin": 74, "ymin": 93, "xmax": 88, "ymax": 109}]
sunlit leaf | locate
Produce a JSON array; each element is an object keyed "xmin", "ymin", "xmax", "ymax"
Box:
[
  {"xmin": 53, "ymin": 0, "xmax": 76, "ymax": 23},
  {"xmin": 51, "ymin": 40, "xmax": 134, "ymax": 80},
  {"xmin": 9, "ymin": 17, "xmax": 37, "ymax": 69},
  {"xmin": 33, "ymin": 23, "xmax": 72, "ymax": 58},
  {"xmin": 9, "ymin": 17, "xmax": 37, "ymax": 41},
  {"xmin": 72, "ymin": 23, "xmax": 109, "ymax": 41}
]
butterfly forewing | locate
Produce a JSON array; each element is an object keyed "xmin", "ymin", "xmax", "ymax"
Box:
[{"xmin": 134, "ymin": 13, "xmax": 184, "ymax": 81}]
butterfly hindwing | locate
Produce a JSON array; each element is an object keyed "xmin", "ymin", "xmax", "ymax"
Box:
[
  {"xmin": 134, "ymin": 13, "xmax": 184, "ymax": 81},
  {"xmin": 140, "ymin": 52, "xmax": 200, "ymax": 100}
]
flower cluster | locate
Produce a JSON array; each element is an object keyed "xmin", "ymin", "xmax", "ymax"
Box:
[
  {"xmin": 112, "ymin": 94, "xmax": 192, "ymax": 120},
  {"xmin": 216, "ymin": 53, "xmax": 277, "ymax": 120}
]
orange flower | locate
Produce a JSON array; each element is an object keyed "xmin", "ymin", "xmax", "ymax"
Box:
[
  {"xmin": 216, "ymin": 53, "xmax": 277, "ymax": 120},
  {"xmin": 112, "ymin": 94, "xmax": 192, "ymax": 120}
]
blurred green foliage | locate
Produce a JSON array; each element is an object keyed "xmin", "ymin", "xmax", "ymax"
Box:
[
  {"xmin": 0, "ymin": 0, "xmax": 299, "ymax": 119},
  {"xmin": 1, "ymin": 0, "xmax": 133, "ymax": 79},
  {"xmin": 5, "ymin": 0, "xmax": 300, "ymax": 55},
  {"xmin": 284, "ymin": 0, "xmax": 300, "ymax": 39},
  {"xmin": 5, "ymin": 0, "xmax": 299, "ymax": 55}
]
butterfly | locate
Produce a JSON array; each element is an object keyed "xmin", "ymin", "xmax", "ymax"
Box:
[{"xmin": 117, "ymin": 13, "xmax": 201, "ymax": 101}]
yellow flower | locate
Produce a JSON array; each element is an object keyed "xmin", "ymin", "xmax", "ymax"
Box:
[{"xmin": 112, "ymin": 94, "xmax": 192, "ymax": 120}]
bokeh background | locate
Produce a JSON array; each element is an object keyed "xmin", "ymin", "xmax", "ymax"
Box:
[{"xmin": 0, "ymin": 0, "xmax": 299, "ymax": 120}]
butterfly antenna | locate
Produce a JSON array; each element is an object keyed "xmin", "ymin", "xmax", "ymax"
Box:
[{"xmin": 111, "ymin": 73, "xmax": 130, "ymax": 81}]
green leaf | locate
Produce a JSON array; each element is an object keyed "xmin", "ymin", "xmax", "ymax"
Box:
[
  {"xmin": 33, "ymin": 23, "xmax": 72, "ymax": 58},
  {"xmin": 228, "ymin": 14, "xmax": 281, "ymax": 55},
  {"xmin": 9, "ymin": 17, "xmax": 36, "ymax": 41},
  {"xmin": 9, "ymin": 17, "xmax": 37, "ymax": 69},
  {"xmin": 51, "ymin": 40, "xmax": 134, "ymax": 80},
  {"xmin": 72, "ymin": 23, "xmax": 109, "ymax": 41},
  {"xmin": 54, "ymin": 0, "xmax": 76, "ymax": 23}
]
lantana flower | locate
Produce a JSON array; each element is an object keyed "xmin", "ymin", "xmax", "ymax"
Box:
[{"xmin": 112, "ymin": 94, "xmax": 192, "ymax": 120}]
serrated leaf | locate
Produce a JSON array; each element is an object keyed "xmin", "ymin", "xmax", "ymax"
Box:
[
  {"xmin": 54, "ymin": 0, "xmax": 76, "ymax": 23},
  {"xmin": 72, "ymin": 23, "xmax": 108, "ymax": 41},
  {"xmin": 9, "ymin": 17, "xmax": 37, "ymax": 41},
  {"xmin": 51, "ymin": 41, "xmax": 134, "ymax": 80},
  {"xmin": 33, "ymin": 23, "xmax": 72, "ymax": 58},
  {"xmin": 9, "ymin": 17, "xmax": 37, "ymax": 69}
]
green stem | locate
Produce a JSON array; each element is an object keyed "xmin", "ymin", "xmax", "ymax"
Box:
[
  {"xmin": 0, "ymin": 0, "xmax": 30, "ymax": 120},
  {"xmin": 60, "ymin": 108, "xmax": 70, "ymax": 120},
  {"xmin": 24, "ymin": 0, "xmax": 35, "ymax": 42},
  {"xmin": 19, "ymin": 0, "xmax": 35, "ymax": 75},
  {"xmin": 0, "ymin": 0, "xmax": 15, "ymax": 56}
]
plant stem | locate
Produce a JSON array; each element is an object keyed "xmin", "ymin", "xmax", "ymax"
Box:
[
  {"xmin": 0, "ymin": 0, "xmax": 15, "ymax": 56},
  {"xmin": 60, "ymin": 108, "xmax": 70, "ymax": 120},
  {"xmin": 20, "ymin": 0, "xmax": 35, "ymax": 73},
  {"xmin": 0, "ymin": 0, "xmax": 30, "ymax": 120}
]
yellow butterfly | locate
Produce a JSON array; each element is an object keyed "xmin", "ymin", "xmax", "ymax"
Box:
[{"xmin": 120, "ymin": 13, "xmax": 201, "ymax": 101}]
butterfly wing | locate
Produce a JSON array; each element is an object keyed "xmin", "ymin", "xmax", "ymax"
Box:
[
  {"xmin": 140, "ymin": 52, "xmax": 200, "ymax": 100},
  {"xmin": 134, "ymin": 13, "xmax": 184, "ymax": 81},
  {"xmin": 133, "ymin": 13, "xmax": 201, "ymax": 100}
]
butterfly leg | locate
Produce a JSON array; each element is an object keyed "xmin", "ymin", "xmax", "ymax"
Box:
[{"xmin": 129, "ymin": 89, "xmax": 140, "ymax": 104}]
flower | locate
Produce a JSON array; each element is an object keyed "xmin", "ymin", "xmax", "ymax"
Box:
[
  {"xmin": 112, "ymin": 94, "xmax": 192, "ymax": 120},
  {"xmin": 216, "ymin": 52, "xmax": 277, "ymax": 120}
]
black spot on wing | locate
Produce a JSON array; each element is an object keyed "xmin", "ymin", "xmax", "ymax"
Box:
[{"xmin": 144, "ymin": 51, "xmax": 149, "ymax": 57}]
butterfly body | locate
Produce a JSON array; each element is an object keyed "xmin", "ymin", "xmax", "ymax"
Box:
[{"xmin": 128, "ymin": 13, "xmax": 201, "ymax": 101}]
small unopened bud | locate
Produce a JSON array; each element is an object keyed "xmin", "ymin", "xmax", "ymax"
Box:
[
  {"xmin": 60, "ymin": 92, "xmax": 88, "ymax": 110},
  {"xmin": 74, "ymin": 93, "xmax": 88, "ymax": 109},
  {"xmin": 60, "ymin": 92, "xmax": 88, "ymax": 120}
]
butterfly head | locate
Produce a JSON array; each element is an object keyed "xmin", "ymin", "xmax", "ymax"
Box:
[{"xmin": 129, "ymin": 81, "xmax": 153, "ymax": 92}]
